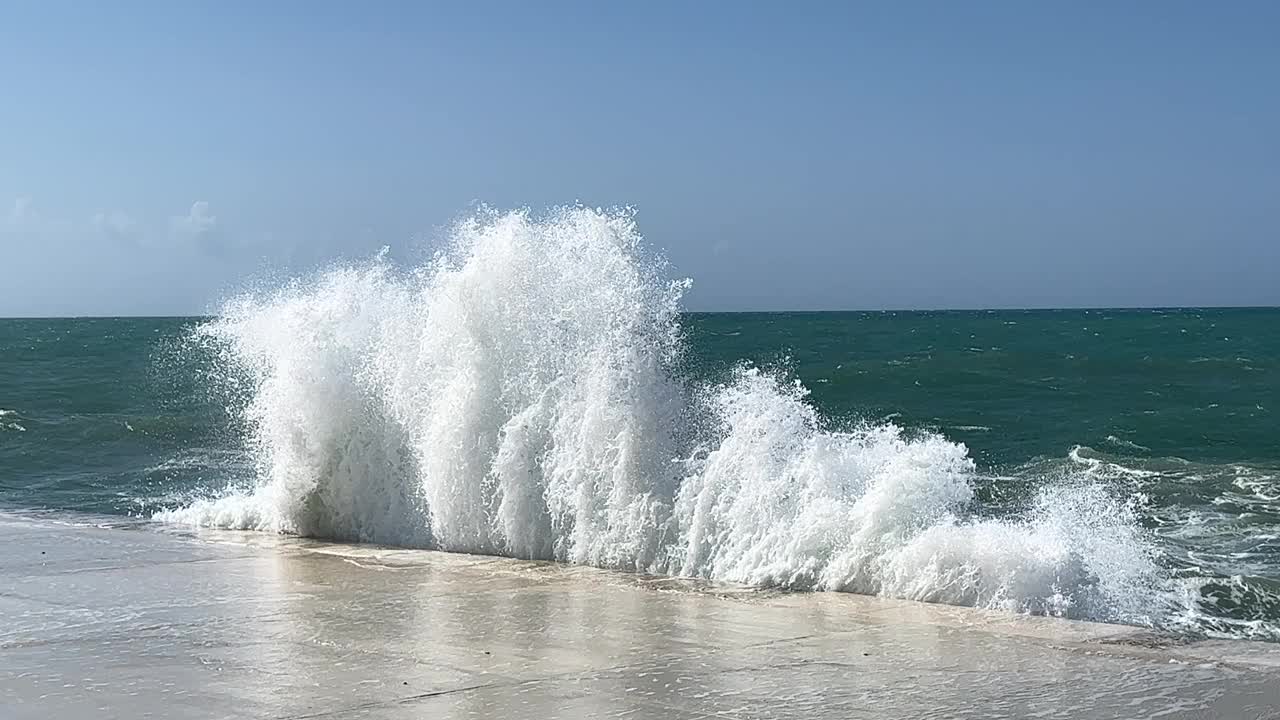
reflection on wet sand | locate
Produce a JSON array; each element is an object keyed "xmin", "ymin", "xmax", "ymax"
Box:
[{"xmin": 3, "ymin": 517, "xmax": 1279, "ymax": 719}]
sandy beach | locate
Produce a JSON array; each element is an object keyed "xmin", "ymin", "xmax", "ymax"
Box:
[{"xmin": 3, "ymin": 514, "xmax": 1279, "ymax": 719}]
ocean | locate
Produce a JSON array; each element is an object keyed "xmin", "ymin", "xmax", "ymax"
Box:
[{"xmin": 1, "ymin": 208, "xmax": 1277, "ymax": 641}]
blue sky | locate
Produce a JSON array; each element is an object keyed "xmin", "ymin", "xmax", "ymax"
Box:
[{"xmin": 2, "ymin": 1, "xmax": 1277, "ymax": 315}]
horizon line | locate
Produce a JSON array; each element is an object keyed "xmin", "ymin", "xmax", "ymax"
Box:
[{"xmin": 2, "ymin": 304, "xmax": 1278, "ymax": 321}]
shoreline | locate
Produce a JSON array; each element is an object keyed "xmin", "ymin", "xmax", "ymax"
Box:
[
  {"xmin": 3, "ymin": 507, "xmax": 1264, "ymax": 648},
  {"xmin": 5, "ymin": 514, "xmax": 1280, "ymax": 719}
]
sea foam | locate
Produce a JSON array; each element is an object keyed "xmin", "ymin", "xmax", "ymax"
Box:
[{"xmin": 157, "ymin": 206, "xmax": 1170, "ymax": 626}]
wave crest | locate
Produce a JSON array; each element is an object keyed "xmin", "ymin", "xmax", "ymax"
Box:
[{"xmin": 158, "ymin": 206, "xmax": 1167, "ymax": 626}]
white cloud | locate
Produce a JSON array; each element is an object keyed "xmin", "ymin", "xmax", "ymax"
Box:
[
  {"xmin": 6, "ymin": 198, "xmax": 136, "ymax": 243},
  {"xmin": 10, "ymin": 196, "xmax": 33, "ymax": 222},
  {"xmin": 2, "ymin": 197, "xmax": 248, "ymax": 262},
  {"xmin": 2, "ymin": 196, "xmax": 71, "ymax": 236},
  {"xmin": 92, "ymin": 210, "xmax": 138, "ymax": 240},
  {"xmin": 171, "ymin": 201, "xmax": 217, "ymax": 237}
]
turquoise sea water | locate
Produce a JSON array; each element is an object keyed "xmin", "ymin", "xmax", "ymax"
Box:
[{"xmin": 2, "ymin": 308, "xmax": 1277, "ymax": 638}]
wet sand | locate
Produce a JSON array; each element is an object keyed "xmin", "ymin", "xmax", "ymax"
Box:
[{"xmin": 3, "ymin": 515, "xmax": 1279, "ymax": 719}]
